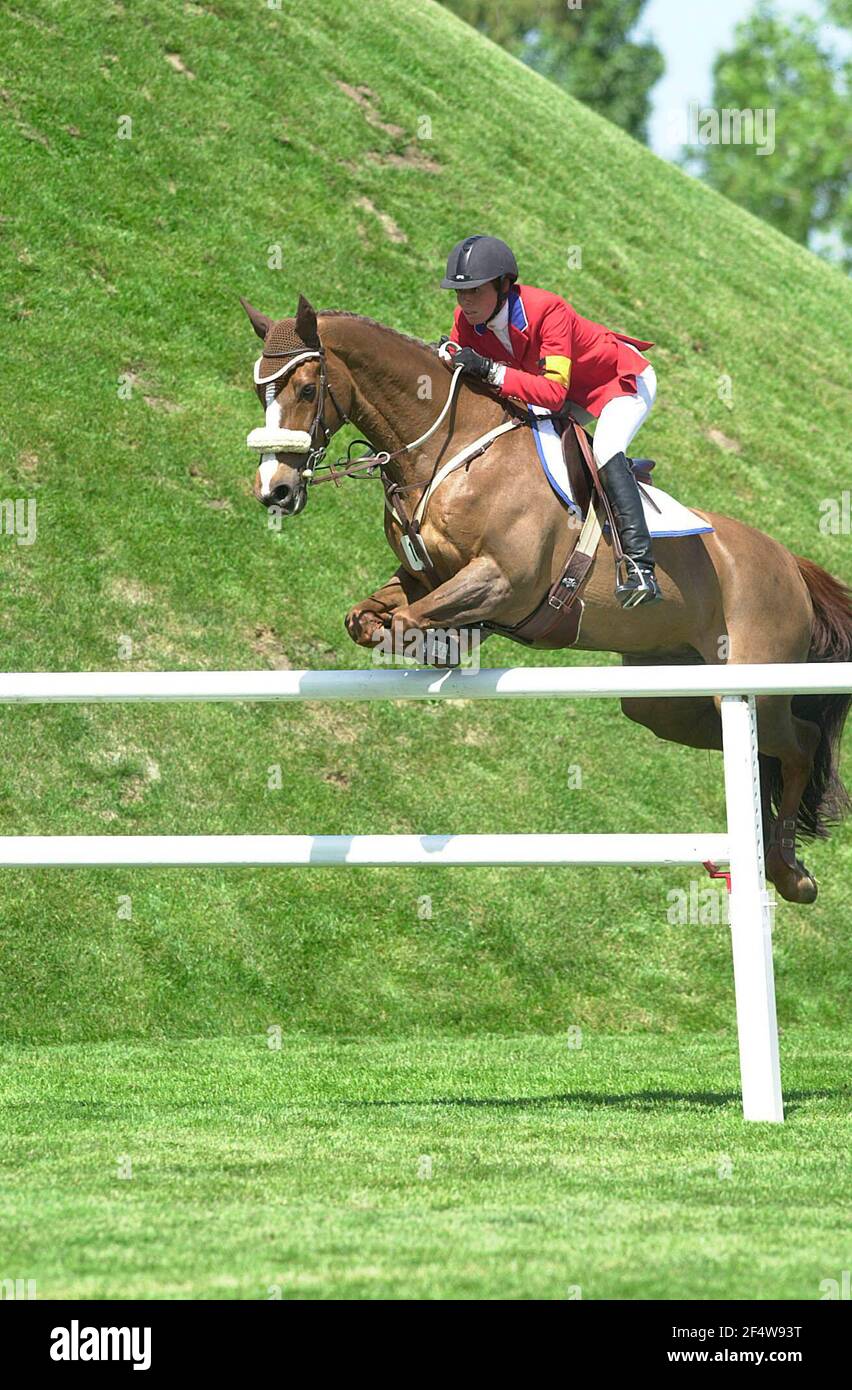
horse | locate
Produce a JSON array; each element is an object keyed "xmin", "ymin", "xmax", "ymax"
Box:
[{"xmin": 241, "ymin": 294, "xmax": 852, "ymax": 907}]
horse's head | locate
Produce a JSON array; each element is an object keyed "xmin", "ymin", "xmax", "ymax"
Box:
[{"xmin": 241, "ymin": 294, "xmax": 343, "ymax": 515}]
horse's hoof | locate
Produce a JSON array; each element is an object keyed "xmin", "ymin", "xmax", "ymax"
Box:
[
  {"xmin": 344, "ymin": 608, "xmax": 386, "ymax": 647},
  {"xmin": 765, "ymin": 845, "xmax": 818, "ymax": 904}
]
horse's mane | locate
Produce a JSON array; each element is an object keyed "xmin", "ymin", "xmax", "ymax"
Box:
[
  {"xmin": 316, "ymin": 309, "xmax": 438, "ymax": 355},
  {"xmin": 313, "ymin": 309, "xmax": 528, "ymax": 421}
]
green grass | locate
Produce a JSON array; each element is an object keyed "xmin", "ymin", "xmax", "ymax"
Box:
[{"xmin": 1, "ymin": 1031, "xmax": 847, "ymax": 1299}]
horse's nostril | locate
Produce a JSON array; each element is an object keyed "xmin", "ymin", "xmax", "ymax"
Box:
[{"xmin": 269, "ymin": 483, "xmax": 292, "ymax": 505}]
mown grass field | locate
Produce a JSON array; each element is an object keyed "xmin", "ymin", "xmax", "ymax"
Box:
[
  {"xmin": 0, "ymin": 0, "xmax": 849, "ymax": 1298},
  {"xmin": 2, "ymin": 1031, "xmax": 848, "ymax": 1300}
]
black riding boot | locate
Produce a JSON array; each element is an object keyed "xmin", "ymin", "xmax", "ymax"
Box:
[{"xmin": 597, "ymin": 451, "xmax": 662, "ymax": 608}]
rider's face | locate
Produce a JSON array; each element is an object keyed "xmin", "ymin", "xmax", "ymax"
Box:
[{"xmin": 456, "ymin": 277, "xmax": 504, "ymax": 325}]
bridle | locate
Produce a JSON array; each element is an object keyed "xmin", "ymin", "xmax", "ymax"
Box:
[
  {"xmin": 247, "ymin": 342, "xmax": 358, "ymax": 481},
  {"xmin": 245, "ymin": 326, "xmax": 533, "ymax": 575}
]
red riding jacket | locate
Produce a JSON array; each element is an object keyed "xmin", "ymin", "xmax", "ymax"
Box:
[{"xmin": 448, "ymin": 283, "xmax": 653, "ymax": 416}]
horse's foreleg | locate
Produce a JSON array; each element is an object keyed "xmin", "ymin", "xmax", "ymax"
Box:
[
  {"xmin": 388, "ymin": 557, "xmax": 513, "ymax": 661},
  {"xmin": 345, "ymin": 567, "xmax": 430, "ymax": 647}
]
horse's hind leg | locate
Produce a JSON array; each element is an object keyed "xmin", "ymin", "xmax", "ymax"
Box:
[
  {"xmin": 759, "ymin": 753, "xmax": 777, "ymax": 852},
  {"xmin": 620, "ymin": 693, "xmax": 722, "ymax": 750},
  {"xmin": 619, "ymin": 653, "xmax": 723, "ymax": 752},
  {"xmin": 620, "ymin": 659, "xmax": 822, "ymax": 904},
  {"xmin": 691, "ymin": 685, "xmax": 821, "ymax": 903},
  {"xmin": 708, "ymin": 607, "xmax": 821, "ymax": 902},
  {"xmin": 747, "ymin": 695, "xmax": 821, "ymax": 904}
]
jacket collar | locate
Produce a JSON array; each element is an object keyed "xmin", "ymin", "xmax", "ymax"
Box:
[{"xmin": 473, "ymin": 284, "xmax": 529, "ymax": 355}]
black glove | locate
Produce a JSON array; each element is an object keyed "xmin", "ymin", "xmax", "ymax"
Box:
[{"xmin": 452, "ymin": 346, "xmax": 493, "ymax": 381}]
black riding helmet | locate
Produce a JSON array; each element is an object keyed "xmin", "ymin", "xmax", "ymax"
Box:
[
  {"xmin": 441, "ymin": 235, "xmax": 518, "ymax": 289},
  {"xmin": 440, "ymin": 235, "xmax": 518, "ymax": 322}
]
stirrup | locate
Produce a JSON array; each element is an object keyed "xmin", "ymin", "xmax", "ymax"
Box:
[{"xmin": 615, "ymin": 557, "xmax": 662, "ymax": 609}]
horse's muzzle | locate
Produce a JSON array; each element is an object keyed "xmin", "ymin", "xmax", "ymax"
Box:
[{"xmin": 259, "ymin": 479, "xmax": 307, "ymax": 514}]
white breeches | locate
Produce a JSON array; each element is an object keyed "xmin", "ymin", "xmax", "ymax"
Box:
[{"xmin": 592, "ymin": 363, "xmax": 657, "ymax": 466}]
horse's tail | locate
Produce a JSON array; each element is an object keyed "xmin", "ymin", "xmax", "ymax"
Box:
[{"xmin": 785, "ymin": 556, "xmax": 852, "ymax": 839}]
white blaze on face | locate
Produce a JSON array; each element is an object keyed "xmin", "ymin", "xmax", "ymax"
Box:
[
  {"xmin": 258, "ymin": 383, "xmax": 282, "ymax": 497},
  {"xmin": 258, "ymin": 452, "xmax": 280, "ymax": 498},
  {"xmin": 264, "ymin": 382, "xmax": 281, "ymax": 429}
]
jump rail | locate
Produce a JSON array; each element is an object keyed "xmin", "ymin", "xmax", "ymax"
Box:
[
  {"xmin": 3, "ymin": 661, "xmax": 850, "ymax": 1124},
  {"xmin": 0, "ymin": 662, "xmax": 851, "ymax": 703}
]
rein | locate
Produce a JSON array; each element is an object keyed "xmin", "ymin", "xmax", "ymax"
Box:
[
  {"xmin": 306, "ymin": 358, "xmax": 475, "ymax": 489},
  {"xmin": 246, "ymin": 334, "xmax": 535, "ymax": 575},
  {"xmin": 248, "ymin": 341, "xmax": 531, "ymax": 489}
]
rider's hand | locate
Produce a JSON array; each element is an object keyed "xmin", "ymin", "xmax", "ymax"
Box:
[
  {"xmin": 437, "ymin": 336, "xmax": 459, "ymax": 366},
  {"xmin": 451, "ymin": 346, "xmax": 493, "ymax": 381}
]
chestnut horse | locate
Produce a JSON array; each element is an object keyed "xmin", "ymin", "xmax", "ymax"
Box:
[{"xmin": 242, "ymin": 295, "xmax": 852, "ymax": 905}]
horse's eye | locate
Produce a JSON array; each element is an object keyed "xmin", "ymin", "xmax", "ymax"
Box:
[{"xmin": 299, "ymin": 384, "xmax": 317, "ymax": 401}]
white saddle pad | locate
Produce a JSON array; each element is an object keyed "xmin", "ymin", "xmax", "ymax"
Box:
[{"xmin": 528, "ymin": 407, "xmax": 713, "ymax": 538}]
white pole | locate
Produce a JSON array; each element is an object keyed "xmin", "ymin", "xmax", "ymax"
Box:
[
  {"xmin": 0, "ymin": 832, "xmax": 729, "ymax": 868},
  {"xmin": 0, "ymin": 664, "xmax": 849, "ymax": 705},
  {"xmin": 721, "ymin": 695, "xmax": 784, "ymax": 1122}
]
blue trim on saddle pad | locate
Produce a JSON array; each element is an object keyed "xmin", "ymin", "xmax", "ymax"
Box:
[
  {"xmin": 526, "ymin": 408, "xmax": 715, "ymax": 538},
  {"xmin": 638, "ymin": 525, "xmax": 715, "ymax": 536},
  {"xmin": 527, "ymin": 408, "xmax": 581, "ymax": 516}
]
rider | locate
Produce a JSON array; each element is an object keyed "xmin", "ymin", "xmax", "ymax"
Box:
[{"xmin": 439, "ymin": 234, "xmax": 662, "ymax": 608}]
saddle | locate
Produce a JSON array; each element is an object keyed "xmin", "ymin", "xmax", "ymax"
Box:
[
  {"xmin": 559, "ymin": 417, "xmax": 656, "ymax": 516},
  {"xmin": 481, "ymin": 419, "xmax": 657, "ymax": 650}
]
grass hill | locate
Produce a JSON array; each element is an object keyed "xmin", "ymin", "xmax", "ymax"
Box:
[{"xmin": 1, "ymin": 0, "xmax": 850, "ymax": 1047}]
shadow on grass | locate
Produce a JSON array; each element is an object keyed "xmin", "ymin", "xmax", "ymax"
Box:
[
  {"xmin": 3, "ymin": 1089, "xmax": 843, "ymax": 1123},
  {"xmin": 343, "ymin": 1088, "xmax": 842, "ymax": 1115}
]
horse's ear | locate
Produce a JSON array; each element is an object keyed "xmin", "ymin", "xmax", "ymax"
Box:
[
  {"xmin": 239, "ymin": 296, "xmax": 273, "ymax": 341},
  {"xmin": 295, "ymin": 294, "xmax": 320, "ymax": 349}
]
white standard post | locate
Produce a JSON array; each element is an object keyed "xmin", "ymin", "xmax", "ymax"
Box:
[{"xmin": 720, "ymin": 694, "xmax": 784, "ymax": 1122}]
